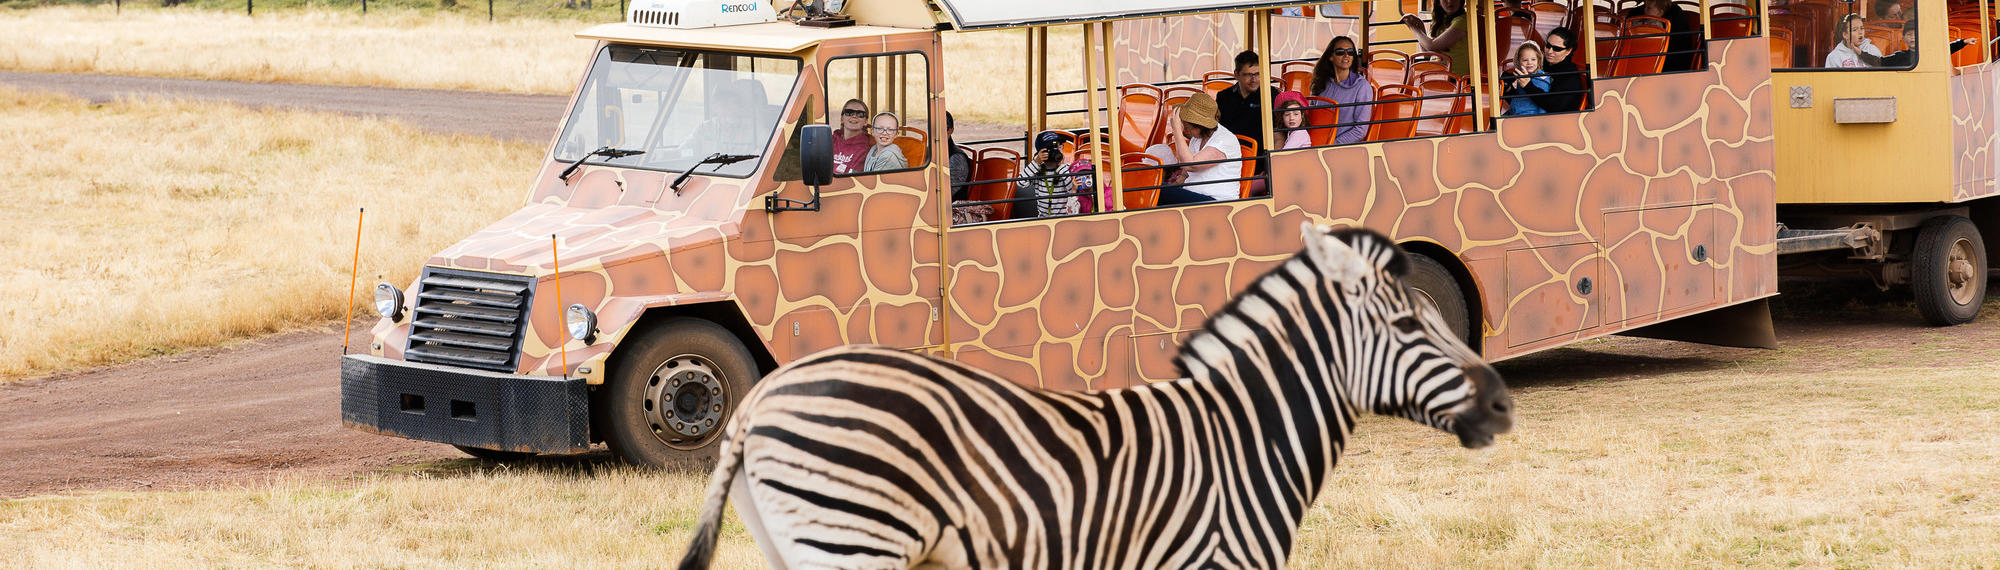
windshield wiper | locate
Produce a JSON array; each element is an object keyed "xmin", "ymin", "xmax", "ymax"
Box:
[
  {"xmin": 669, "ymin": 153, "xmax": 758, "ymax": 194},
  {"xmin": 558, "ymin": 146, "xmax": 646, "ymax": 183}
]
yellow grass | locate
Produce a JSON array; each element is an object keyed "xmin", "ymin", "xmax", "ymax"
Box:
[
  {"xmin": 0, "ymin": 87, "xmax": 534, "ymax": 380},
  {"xmin": 0, "ymin": 6, "xmax": 590, "ymax": 94},
  {"xmin": 7, "ymin": 339, "xmax": 1999, "ymax": 567},
  {"xmin": 0, "ymin": 5, "xmax": 1068, "ymax": 124}
]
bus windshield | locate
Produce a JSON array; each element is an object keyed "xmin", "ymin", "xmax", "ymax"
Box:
[{"xmin": 553, "ymin": 45, "xmax": 800, "ymax": 178}]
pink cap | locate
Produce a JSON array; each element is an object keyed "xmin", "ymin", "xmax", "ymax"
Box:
[{"xmin": 1275, "ymin": 90, "xmax": 1307, "ymax": 108}]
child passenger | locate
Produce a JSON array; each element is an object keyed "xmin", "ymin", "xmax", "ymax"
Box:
[
  {"xmin": 1503, "ymin": 42, "xmax": 1552, "ymax": 116},
  {"xmin": 861, "ymin": 112, "xmax": 908, "ymax": 172},
  {"xmin": 1274, "ymin": 91, "xmax": 1312, "ymax": 150},
  {"xmin": 1016, "ymin": 131, "xmax": 1097, "ymax": 217}
]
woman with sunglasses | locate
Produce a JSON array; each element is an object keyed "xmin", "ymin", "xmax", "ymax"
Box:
[
  {"xmin": 831, "ymin": 98, "xmax": 873, "ymax": 175},
  {"xmin": 1309, "ymin": 35, "xmax": 1374, "ymax": 145},
  {"xmin": 1529, "ymin": 27, "xmax": 1587, "ymax": 113}
]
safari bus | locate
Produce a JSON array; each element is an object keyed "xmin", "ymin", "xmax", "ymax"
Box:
[{"xmin": 340, "ymin": 0, "xmax": 1995, "ymax": 467}]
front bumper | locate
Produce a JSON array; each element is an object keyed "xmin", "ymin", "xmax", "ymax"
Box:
[{"xmin": 340, "ymin": 355, "xmax": 590, "ymax": 454}]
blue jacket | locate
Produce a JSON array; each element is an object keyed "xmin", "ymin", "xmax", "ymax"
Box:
[{"xmin": 1504, "ymin": 73, "xmax": 1552, "ymax": 116}]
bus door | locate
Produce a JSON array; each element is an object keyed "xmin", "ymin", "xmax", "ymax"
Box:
[{"xmin": 758, "ymin": 35, "xmax": 946, "ymax": 363}]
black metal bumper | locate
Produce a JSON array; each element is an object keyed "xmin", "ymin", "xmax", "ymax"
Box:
[{"xmin": 340, "ymin": 354, "xmax": 590, "ymax": 454}]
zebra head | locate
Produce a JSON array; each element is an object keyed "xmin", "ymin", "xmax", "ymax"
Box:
[{"xmin": 1299, "ymin": 223, "xmax": 1513, "ymax": 449}]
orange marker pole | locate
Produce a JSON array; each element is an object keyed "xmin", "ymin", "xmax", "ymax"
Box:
[
  {"xmin": 342, "ymin": 207, "xmax": 364, "ymax": 355},
  {"xmin": 551, "ymin": 234, "xmax": 569, "ymax": 378}
]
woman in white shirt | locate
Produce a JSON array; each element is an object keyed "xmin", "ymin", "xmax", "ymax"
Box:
[
  {"xmin": 1825, "ymin": 14, "xmax": 1883, "ymax": 68},
  {"xmin": 1147, "ymin": 92, "xmax": 1245, "ymax": 205}
]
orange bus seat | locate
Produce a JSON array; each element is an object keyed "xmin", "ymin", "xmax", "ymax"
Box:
[
  {"xmin": 1413, "ymin": 72, "xmax": 1461, "ymax": 136},
  {"xmin": 1305, "ymin": 95, "xmax": 1341, "ymax": 146},
  {"xmin": 1610, "ymin": 35, "xmax": 1668, "ymax": 76},
  {"xmin": 1235, "ymin": 134, "xmax": 1260, "ymax": 198},
  {"xmin": 1443, "ymin": 82, "xmax": 1475, "ymax": 134},
  {"xmin": 1710, "ymin": 4, "xmax": 1757, "ymax": 39},
  {"xmin": 970, "ymin": 154, "xmax": 1021, "ymax": 220},
  {"xmin": 1767, "ymin": 35, "xmax": 1792, "ymax": 68},
  {"xmin": 1530, "ymin": 1, "xmax": 1569, "ymax": 39},
  {"xmin": 1409, "ymin": 51, "xmax": 1453, "ymax": 77},
  {"xmin": 1367, "ymin": 57, "xmax": 1409, "ymax": 86},
  {"xmin": 1367, "ymin": 84, "xmax": 1422, "ymax": 142},
  {"xmin": 1203, "ymin": 79, "xmax": 1235, "ymax": 96},
  {"xmin": 1162, "ymin": 84, "xmax": 1203, "ymax": 108},
  {"xmin": 1119, "ymin": 153, "xmax": 1164, "ymax": 210},
  {"xmin": 1281, "ymin": 70, "xmax": 1315, "ymax": 95},
  {"xmin": 1203, "ymin": 70, "xmax": 1236, "ymax": 82},
  {"xmin": 1120, "ymin": 84, "xmax": 1165, "ymax": 153},
  {"xmin": 892, "ymin": 136, "xmax": 926, "ymax": 167}
]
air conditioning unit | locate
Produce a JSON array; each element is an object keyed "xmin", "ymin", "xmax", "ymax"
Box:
[{"xmin": 627, "ymin": 0, "xmax": 777, "ymax": 29}]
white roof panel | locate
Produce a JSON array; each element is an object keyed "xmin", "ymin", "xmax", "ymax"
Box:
[{"xmin": 936, "ymin": 0, "xmax": 1320, "ymax": 30}]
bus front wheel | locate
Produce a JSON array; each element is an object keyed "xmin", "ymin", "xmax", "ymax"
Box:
[
  {"xmin": 1404, "ymin": 254, "xmax": 1475, "ymax": 345},
  {"xmin": 1911, "ymin": 216, "xmax": 1987, "ymax": 326},
  {"xmin": 597, "ymin": 318, "xmax": 757, "ymax": 469}
]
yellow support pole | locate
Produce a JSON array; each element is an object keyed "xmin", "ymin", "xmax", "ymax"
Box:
[
  {"xmin": 1582, "ymin": 0, "xmax": 1600, "ymax": 80},
  {"xmin": 1106, "ymin": 22, "xmax": 1127, "ymax": 211},
  {"xmin": 1473, "ymin": 0, "xmax": 1494, "ymax": 130},
  {"xmin": 1084, "ymin": 22, "xmax": 1108, "ymax": 212},
  {"xmin": 1257, "ymin": 10, "xmax": 1276, "ymax": 153}
]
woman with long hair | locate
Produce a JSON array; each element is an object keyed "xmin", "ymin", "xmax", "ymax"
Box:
[
  {"xmin": 1401, "ymin": 0, "xmax": 1470, "ymax": 76},
  {"xmin": 1308, "ymin": 35, "xmax": 1374, "ymax": 145}
]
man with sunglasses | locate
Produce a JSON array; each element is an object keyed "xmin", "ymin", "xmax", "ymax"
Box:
[
  {"xmin": 831, "ymin": 98, "xmax": 873, "ymax": 175},
  {"xmin": 1530, "ymin": 28, "xmax": 1588, "ymax": 114}
]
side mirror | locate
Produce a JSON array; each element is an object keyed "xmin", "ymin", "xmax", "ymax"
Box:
[
  {"xmin": 767, "ymin": 124, "xmax": 830, "ymax": 212},
  {"xmin": 799, "ymin": 124, "xmax": 834, "ymax": 187}
]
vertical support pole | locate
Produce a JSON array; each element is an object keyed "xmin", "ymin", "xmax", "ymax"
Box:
[
  {"xmin": 1024, "ymin": 28, "xmax": 1036, "ymax": 143},
  {"xmin": 489, "ymin": 0, "xmax": 494, "ymax": 22},
  {"xmin": 1361, "ymin": 1, "xmax": 1373, "ymax": 54},
  {"xmin": 1034, "ymin": 27, "xmax": 1051, "ymax": 134},
  {"xmin": 1256, "ymin": 10, "xmax": 1276, "ymax": 154},
  {"xmin": 1696, "ymin": 0, "xmax": 1712, "ymax": 67},
  {"xmin": 1980, "ymin": 0, "xmax": 1993, "ymax": 65},
  {"xmin": 1582, "ymin": 0, "xmax": 1600, "ymax": 80},
  {"xmin": 1105, "ymin": 22, "xmax": 1126, "ymax": 211},
  {"xmin": 1084, "ymin": 22, "xmax": 1108, "ymax": 213},
  {"xmin": 1477, "ymin": 0, "xmax": 1498, "ymax": 130}
]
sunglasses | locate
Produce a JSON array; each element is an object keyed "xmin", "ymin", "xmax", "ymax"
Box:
[
  {"xmin": 841, "ymin": 109, "xmax": 867, "ymax": 117},
  {"xmin": 1332, "ymin": 48, "xmax": 1358, "ymax": 56},
  {"xmin": 1548, "ymin": 44, "xmax": 1570, "ymax": 52}
]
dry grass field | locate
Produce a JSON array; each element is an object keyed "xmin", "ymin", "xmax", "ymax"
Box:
[
  {"xmin": 0, "ymin": 86, "xmax": 535, "ymax": 380},
  {"xmin": 6, "ymin": 308, "xmax": 2000, "ymax": 567},
  {"xmin": 0, "ymin": 5, "xmax": 1069, "ymax": 124}
]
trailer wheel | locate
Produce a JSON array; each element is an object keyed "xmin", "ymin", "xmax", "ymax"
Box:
[
  {"xmin": 597, "ymin": 318, "xmax": 757, "ymax": 469},
  {"xmin": 452, "ymin": 445, "xmax": 532, "ymax": 463},
  {"xmin": 1405, "ymin": 254, "xmax": 1475, "ymax": 345},
  {"xmin": 1911, "ymin": 216, "xmax": 1987, "ymax": 326}
]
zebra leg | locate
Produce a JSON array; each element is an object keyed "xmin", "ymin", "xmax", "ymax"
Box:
[{"xmin": 730, "ymin": 474, "xmax": 792, "ymax": 570}]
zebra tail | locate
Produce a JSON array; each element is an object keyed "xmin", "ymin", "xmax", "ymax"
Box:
[{"xmin": 676, "ymin": 418, "xmax": 750, "ymax": 570}]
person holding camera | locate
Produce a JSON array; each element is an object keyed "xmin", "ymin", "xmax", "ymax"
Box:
[{"xmin": 1015, "ymin": 131, "xmax": 1096, "ymax": 218}]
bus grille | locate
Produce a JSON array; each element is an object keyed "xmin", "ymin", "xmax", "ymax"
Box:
[{"xmin": 403, "ymin": 268, "xmax": 536, "ymax": 373}]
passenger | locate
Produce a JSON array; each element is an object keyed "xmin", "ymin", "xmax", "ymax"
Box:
[
  {"xmin": 861, "ymin": 112, "xmax": 908, "ymax": 173},
  {"xmin": 1310, "ymin": 35, "xmax": 1374, "ymax": 144},
  {"xmin": 1274, "ymin": 91, "xmax": 1312, "ymax": 150},
  {"xmin": 1625, "ymin": 0, "xmax": 1700, "ymax": 71},
  {"xmin": 1401, "ymin": 0, "xmax": 1472, "ymax": 76},
  {"xmin": 945, "ymin": 112, "xmax": 991, "ymax": 225},
  {"xmin": 1530, "ymin": 27, "xmax": 1588, "ymax": 113},
  {"xmin": 1215, "ymin": 50, "xmax": 1268, "ymax": 151},
  {"xmin": 832, "ymin": 98, "xmax": 873, "ymax": 175},
  {"xmin": 1882, "ymin": 23, "xmax": 1972, "ymax": 67},
  {"xmin": 1873, "ymin": 0, "xmax": 1904, "ymax": 21},
  {"xmin": 1503, "ymin": 42, "xmax": 1552, "ymax": 116},
  {"xmin": 1016, "ymin": 131, "xmax": 1096, "ymax": 217},
  {"xmin": 1826, "ymin": 14, "xmax": 1883, "ymax": 68},
  {"xmin": 1146, "ymin": 93, "xmax": 1243, "ymax": 205}
]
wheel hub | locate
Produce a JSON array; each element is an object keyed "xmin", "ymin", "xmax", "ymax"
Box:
[
  {"xmin": 643, "ymin": 355, "xmax": 728, "ymax": 449},
  {"xmin": 1948, "ymin": 238, "xmax": 1979, "ymax": 305}
]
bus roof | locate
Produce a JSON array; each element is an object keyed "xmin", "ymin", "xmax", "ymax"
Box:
[
  {"xmin": 934, "ymin": 0, "xmax": 1329, "ymax": 30},
  {"xmin": 576, "ymin": 21, "xmax": 928, "ymax": 54}
]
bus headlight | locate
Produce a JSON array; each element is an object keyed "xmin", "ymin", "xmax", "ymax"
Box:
[
  {"xmin": 374, "ymin": 283, "xmax": 405, "ymax": 321},
  {"xmin": 565, "ymin": 304, "xmax": 598, "ymax": 344}
]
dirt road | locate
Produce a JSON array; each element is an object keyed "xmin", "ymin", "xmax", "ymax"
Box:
[{"xmin": 0, "ymin": 71, "xmax": 570, "ymax": 143}]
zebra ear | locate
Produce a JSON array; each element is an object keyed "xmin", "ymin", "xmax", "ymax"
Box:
[{"xmin": 1299, "ymin": 222, "xmax": 1374, "ymax": 288}]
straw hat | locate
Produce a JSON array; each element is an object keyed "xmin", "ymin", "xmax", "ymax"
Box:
[{"xmin": 1178, "ymin": 92, "xmax": 1220, "ymax": 129}]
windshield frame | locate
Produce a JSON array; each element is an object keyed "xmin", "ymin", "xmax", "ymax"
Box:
[{"xmin": 551, "ymin": 44, "xmax": 804, "ymax": 179}]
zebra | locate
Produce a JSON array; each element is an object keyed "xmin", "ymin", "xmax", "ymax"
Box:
[{"xmin": 676, "ymin": 224, "xmax": 1512, "ymax": 569}]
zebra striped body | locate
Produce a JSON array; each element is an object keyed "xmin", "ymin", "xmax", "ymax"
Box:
[{"xmin": 678, "ymin": 226, "xmax": 1512, "ymax": 569}]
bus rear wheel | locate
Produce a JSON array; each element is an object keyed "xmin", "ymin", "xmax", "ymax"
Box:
[
  {"xmin": 597, "ymin": 318, "xmax": 757, "ymax": 469},
  {"xmin": 1404, "ymin": 254, "xmax": 1475, "ymax": 345},
  {"xmin": 1911, "ymin": 216, "xmax": 1987, "ymax": 326}
]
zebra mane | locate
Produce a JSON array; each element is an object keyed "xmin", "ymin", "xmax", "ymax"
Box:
[{"xmin": 1171, "ymin": 226, "xmax": 1405, "ymax": 380}]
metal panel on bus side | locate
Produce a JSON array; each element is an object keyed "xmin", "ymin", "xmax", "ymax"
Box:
[
  {"xmin": 1503, "ymin": 243, "xmax": 1602, "ymax": 349},
  {"xmin": 1600, "ymin": 205, "xmax": 1718, "ymax": 326}
]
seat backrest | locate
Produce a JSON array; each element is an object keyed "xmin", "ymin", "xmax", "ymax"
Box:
[
  {"xmin": 1367, "ymin": 56, "xmax": 1409, "ymax": 86},
  {"xmin": 1413, "ymin": 74, "xmax": 1460, "ymax": 136},
  {"xmin": 1625, "ymin": 14, "xmax": 1669, "ymax": 35},
  {"xmin": 1119, "ymin": 84, "xmax": 1165, "ymax": 153},
  {"xmin": 1863, "ymin": 23, "xmax": 1902, "ymax": 54},
  {"xmin": 1443, "ymin": 82, "xmax": 1474, "ymax": 134},
  {"xmin": 1610, "ymin": 35, "xmax": 1668, "ymax": 76},
  {"xmin": 1203, "ymin": 70, "xmax": 1236, "ymax": 82},
  {"xmin": 1368, "ymin": 84, "xmax": 1422, "ymax": 142},
  {"xmin": 1952, "ymin": 27, "xmax": 1987, "ymax": 67},
  {"xmin": 1118, "ymin": 153, "xmax": 1165, "ymax": 210},
  {"xmin": 1203, "ymin": 79, "xmax": 1235, "ymax": 96},
  {"xmin": 1409, "ymin": 51, "xmax": 1453, "ymax": 74},
  {"xmin": 1304, "ymin": 95, "xmax": 1342, "ymax": 146},
  {"xmin": 1595, "ymin": 36, "xmax": 1621, "ymax": 71},
  {"xmin": 1530, "ymin": 2, "xmax": 1569, "ymax": 39},
  {"xmin": 1281, "ymin": 60, "xmax": 1317, "ymax": 76},
  {"xmin": 1767, "ymin": 35, "xmax": 1793, "ymax": 68},
  {"xmin": 1709, "ymin": 3, "xmax": 1755, "ymax": 39},
  {"xmin": 1234, "ymin": 134, "xmax": 1260, "ymax": 198},
  {"xmin": 1162, "ymin": 84, "xmax": 1202, "ymax": 108},
  {"xmin": 892, "ymin": 136, "xmax": 926, "ymax": 167},
  {"xmin": 970, "ymin": 155, "xmax": 1021, "ymax": 220},
  {"xmin": 1281, "ymin": 70, "xmax": 1314, "ymax": 95}
]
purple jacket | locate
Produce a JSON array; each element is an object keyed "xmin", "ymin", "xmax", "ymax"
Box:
[{"xmin": 1316, "ymin": 72, "xmax": 1374, "ymax": 145}]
